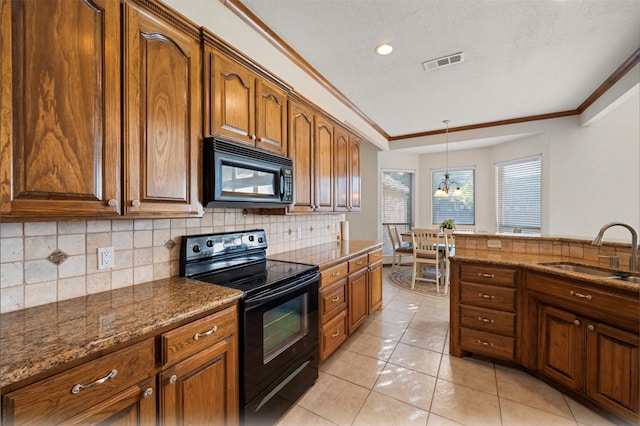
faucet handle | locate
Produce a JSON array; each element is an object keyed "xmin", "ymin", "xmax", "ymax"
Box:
[{"xmin": 598, "ymin": 255, "xmax": 619, "ymax": 269}]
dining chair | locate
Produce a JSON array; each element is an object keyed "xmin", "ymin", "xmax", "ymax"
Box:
[
  {"xmin": 387, "ymin": 224, "xmax": 413, "ymax": 272},
  {"xmin": 410, "ymin": 228, "xmax": 445, "ymax": 291},
  {"xmin": 443, "ymin": 230, "xmax": 455, "ymax": 294}
]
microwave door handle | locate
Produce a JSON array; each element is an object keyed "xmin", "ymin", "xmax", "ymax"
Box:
[{"xmin": 279, "ymin": 170, "xmax": 285, "ymax": 201}]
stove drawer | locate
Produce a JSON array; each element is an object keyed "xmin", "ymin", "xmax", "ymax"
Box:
[{"xmin": 161, "ymin": 305, "xmax": 238, "ymax": 366}]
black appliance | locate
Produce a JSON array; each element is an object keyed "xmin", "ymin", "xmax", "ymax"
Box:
[
  {"xmin": 180, "ymin": 230, "xmax": 319, "ymax": 425},
  {"xmin": 203, "ymin": 138, "xmax": 294, "ymax": 209}
]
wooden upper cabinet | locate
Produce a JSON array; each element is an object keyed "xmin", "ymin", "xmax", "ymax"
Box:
[
  {"xmin": 122, "ymin": 2, "xmax": 201, "ymax": 216},
  {"xmin": 205, "ymin": 50, "xmax": 287, "ymax": 155},
  {"xmin": 0, "ymin": 0, "xmax": 121, "ymax": 217},
  {"xmin": 313, "ymin": 115, "xmax": 334, "ymax": 212},
  {"xmin": 288, "ymin": 100, "xmax": 314, "ymax": 213},
  {"xmin": 334, "ymin": 126, "xmax": 360, "ymax": 212}
]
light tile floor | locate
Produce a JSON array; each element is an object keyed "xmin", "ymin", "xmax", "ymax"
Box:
[{"xmin": 277, "ymin": 267, "xmax": 622, "ymax": 426}]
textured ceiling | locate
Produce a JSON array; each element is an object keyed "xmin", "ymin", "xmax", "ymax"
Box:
[{"xmin": 239, "ymin": 0, "xmax": 640, "ymax": 138}]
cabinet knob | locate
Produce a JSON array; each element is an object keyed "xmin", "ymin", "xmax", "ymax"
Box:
[
  {"xmin": 573, "ymin": 319, "xmax": 581, "ymax": 326},
  {"xmin": 131, "ymin": 200, "xmax": 141, "ymax": 207},
  {"xmin": 143, "ymin": 388, "xmax": 153, "ymax": 398},
  {"xmin": 107, "ymin": 199, "xmax": 118, "ymax": 207},
  {"xmin": 587, "ymin": 324, "xmax": 595, "ymax": 331},
  {"xmin": 251, "ymin": 134, "xmax": 256, "ymax": 141},
  {"xmin": 169, "ymin": 374, "xmax": 177, "ymax": 384}
]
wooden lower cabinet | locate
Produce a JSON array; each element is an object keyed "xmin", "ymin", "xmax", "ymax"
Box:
[
  {"xmin": 537, "ymin": 304, "xmax": 639, "ymax": 421},
  {"xmin": 368, "ymin": 260, "xmax": 383, "ymax": 313},
  {"xmin": 1, "ymin": 305, "xmax": 239, "ymax": 425},
  {"xmin": 159, "ymin": 337, "xmax": 238, "ymax": 425},
  {"xmin": 348, "ymin": 268, "xmax": 368, "ymax": 334},
  {"xmin": 2, "ymin": 339, "xmax": 156, "ymax": 425},
  {"xmin": 159, "ymin": 306, "xmax": 239, "ymax": 425}
]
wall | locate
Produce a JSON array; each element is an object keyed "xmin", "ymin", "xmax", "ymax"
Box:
[
  {"xmin": 0, "ymin": 211, "xmax": 343, "ymax": 313},
  {"xmin": 409, "ymin": 89, "xmax": 639, "ymax": 241},
  {"xmin": 345, "ymin": 140, "xmax": 380, "ymax": 240}
]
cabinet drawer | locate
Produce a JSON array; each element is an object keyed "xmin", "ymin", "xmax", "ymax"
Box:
[
  {"xmin": 321, "ymin": 262, "xmax": 348, "ymax": 288},
  {"xmin": 460, "ymin": 305, "xmax": 516, "ymax": 336},
  {"xmin": 162, "ymin": 305, "xmax": 237, "ymax": 366},
  {"xmin": 320, "ymin": 310, "xmax": 348, "ymax": 361},
  {"xmin": 461, "ymin": 282, "xmax": 516, "ymax": 311},
  {"xmin": 526, "ymin": 272, "xmax": 640, "ymax": 326},
  {"xmin": 368, "ymin": 249, "xmax": 382, "ymax": 264},
  {"xmin": 348, "ymin": 254, "xmax": 368, "ymax": 273},
  {"xmin": 461, "ymin": 264, "xmax": 516, "ymax": 287},
  {"xmin": 319, "ymin": 278, "xmax": 347, "ymax": 323},
  {"xmin": 3, "ymin": 338, "xmax": 155, "ymax": 424},
  {"xmin": 461, "ymin": 327, "xmax": 515, "ymax": 361}
]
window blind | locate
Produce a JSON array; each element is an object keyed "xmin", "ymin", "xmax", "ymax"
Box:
[
  {"xmin": 431, "ymin": 169, "xmax": 475, "ymax": 226},
  {"xmin": 496, "ymin": 156, "xmax": 541, "ymax": 234}
]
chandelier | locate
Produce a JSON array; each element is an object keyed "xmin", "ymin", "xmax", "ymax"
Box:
[{"xmin": 434, "ymin": 119, "xmax": 463, "ymax": 197}]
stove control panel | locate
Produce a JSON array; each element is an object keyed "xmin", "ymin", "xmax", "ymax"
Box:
[{"xmin": 181, "ymin": 229, "xmax": 268, "ymax": 263}]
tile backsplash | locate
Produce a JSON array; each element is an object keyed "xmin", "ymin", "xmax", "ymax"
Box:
[{"xmin": 0, "ymin": 209, "xmax": 344, "ymax": 313}]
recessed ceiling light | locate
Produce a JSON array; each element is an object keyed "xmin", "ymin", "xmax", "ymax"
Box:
[{"xmin": 375, "ymin": 43, "xmax": 393, "ymax": 55}]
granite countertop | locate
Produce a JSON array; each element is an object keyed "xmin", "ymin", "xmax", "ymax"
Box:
[
  {"xmin": 0, "ymin": 277, "xmax": 242, "ymax": 389},
  {"xmin": 269, "ymin": 240, "xmax": 382, "ymax": 269},
  {"xmin": 452, "ymin": 248, "xmax": 640, "ymax": 294}
]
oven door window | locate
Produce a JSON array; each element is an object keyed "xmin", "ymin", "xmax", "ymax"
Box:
[
  {"xmin": 263, "ymin": 293, "xmax": 308, "ymax": 364},
  {"xmin": 221, "ymin": 164, "xmax": 276, "ymax": 195}
]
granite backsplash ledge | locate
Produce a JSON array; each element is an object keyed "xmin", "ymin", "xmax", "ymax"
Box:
[{"xmin": 454, "ymin": 233, "xmax": 638, "ymax": 271}]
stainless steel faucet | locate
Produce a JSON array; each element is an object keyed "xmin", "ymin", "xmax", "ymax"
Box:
[{"xmin": 591, "ymin": 222, "xmax": 639, "ymax": 272}]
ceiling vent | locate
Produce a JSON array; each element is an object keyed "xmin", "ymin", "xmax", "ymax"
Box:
[{"xmin": 422, "ymin": 52, "xmax": 464, "ymax": 71}]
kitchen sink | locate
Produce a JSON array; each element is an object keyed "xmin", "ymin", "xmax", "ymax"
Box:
[
  {"xmin": 543, "ymin": 263, "xmax": 614, "ymax": 277},
  {"xmin": 543, "ymin": 263, "xmax": 640, "ymax": 284},
  {"xmin": 610, "ymin": 275, "xmax": 640, "ymax": 284}
]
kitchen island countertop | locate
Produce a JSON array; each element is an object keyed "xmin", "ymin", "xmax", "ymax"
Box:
[{"xmin": 269, "ymin": 240, "xmax": 382, "ymax": 269}]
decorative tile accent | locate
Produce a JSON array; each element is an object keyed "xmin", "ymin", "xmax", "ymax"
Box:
[
  {"xmin": 164, "ymin": 239, "xmax": 176, "ymax": 250},
  {"xmin": 47, "ymin": 249, "xmax": 69, "ymax": 265},
  {"xmin": 287, "ymin": 228, "xmax": 293, "ymax": 235}
]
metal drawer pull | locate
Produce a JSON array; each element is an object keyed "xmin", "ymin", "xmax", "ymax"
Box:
[
  {"xmin": 478, "ymin": 317, "xmax": 494, "ymax": 323},
  {"xmin": 573, "ymin": 319, "xmax": 581, "ymax": 326},
  {"xmin": 193, "ymin": 325, "xmax": 218, "ymax": 341},
  {"xmin": 143, "ymin": 388, "xmax": 153, "ymax": 398},
  {"xmin": 356, "ymin": 261, "xmax": 364, "ymax": 265},
  {"xmin": 569, "ymin": 290, "xmax": 592, "ymax": 300},
  {"xmin": 476, "ymin": 340, "xmax": 494, "ymax": 346},
  {"xmin": 331, "ymin": 296, "xmax": 340, "ymax": 303},
  {"xmin": 71, "ymin": 369, "xmax": 118, "ymax": 394},
  {"xmin": 169, "ymin": 374, "xmax": 177, "ymax": 384},
  {"xmin": 332, "ymin": 330, "xmax": 340, "ymax": 337},
  {"xmin": 332, "ymin": 271, "xmax": 341, "ymax": 277},
  {"xmin": 478, "ymin": 273, "xmax": 495, "ymax": 278},
  {"xmin": 478, "ymin": 293, "xmax": 495, "ymax": 299}
]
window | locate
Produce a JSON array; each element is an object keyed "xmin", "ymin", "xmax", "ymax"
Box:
[
  {"xmin": 381, "ymin": 171, "xmax": 414, "ymax": 255},
  {"xmin": 496, "ymin": 156, "xmax": 541, "ymax": 234},
  {"xmin": 431, "ymin": 169, "xmax": 475, "ymax": 226}
]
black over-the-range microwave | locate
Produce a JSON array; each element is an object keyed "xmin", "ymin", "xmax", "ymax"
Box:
[{"xmin": 202, "ymin": 137, "xmax": 294, "ymax": 209}]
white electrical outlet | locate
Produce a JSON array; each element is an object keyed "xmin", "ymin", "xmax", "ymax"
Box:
[{"xmin": 98, "ymin": 247, "xmax": 115, "ymax": 269}]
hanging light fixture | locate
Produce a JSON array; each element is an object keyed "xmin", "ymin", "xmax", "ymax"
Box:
[{"xmin": 434, "ymin": 119, "xmax": 463, "ymax": 197}]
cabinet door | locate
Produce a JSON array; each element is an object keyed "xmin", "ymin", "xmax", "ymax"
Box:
[
  {"xmin": 160, "ymin": 336, "xmax": 239, "ymax": 426},
  {"xmin": 348, "ymin": 269, "xmax": 369, "ymax": 333},
  {"xmin": 1, "ymin": 0, "xmax": 121, "ymax": 217},
  {"xmin": 348, "ymin": 136, "xmax": 362, "ymax": 211},
  {"xmin": 368, "ymin": 260, "xmax": 383, "ymax": 312},
  {"xmin": 537, "ymin": 305, "xmax": 585, "ymax": 392},
  {"xmin": 586, "ymin": 322, "xmax": 639, "ymax": 420},
  {"xmin": 255, "ymin": 79, "xmax": 287, "ymax": 155},
  {"xmin": 123, "ymin": 3, "xmax": 201, "ymax": 216},
  {"xmin": 333, "ymin": 127, "xmax": 350, "ymax": 212},
  {"xmin": 211, "ymin": 53, "xmax": 256, "ymax": 145},
  {"xmin": 314, "ymin": 116, "xmax": 334, "ymax": 212},
  {"xmin": 288, "ymin": 100, "xmax": 314, "ymax": 213}
]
